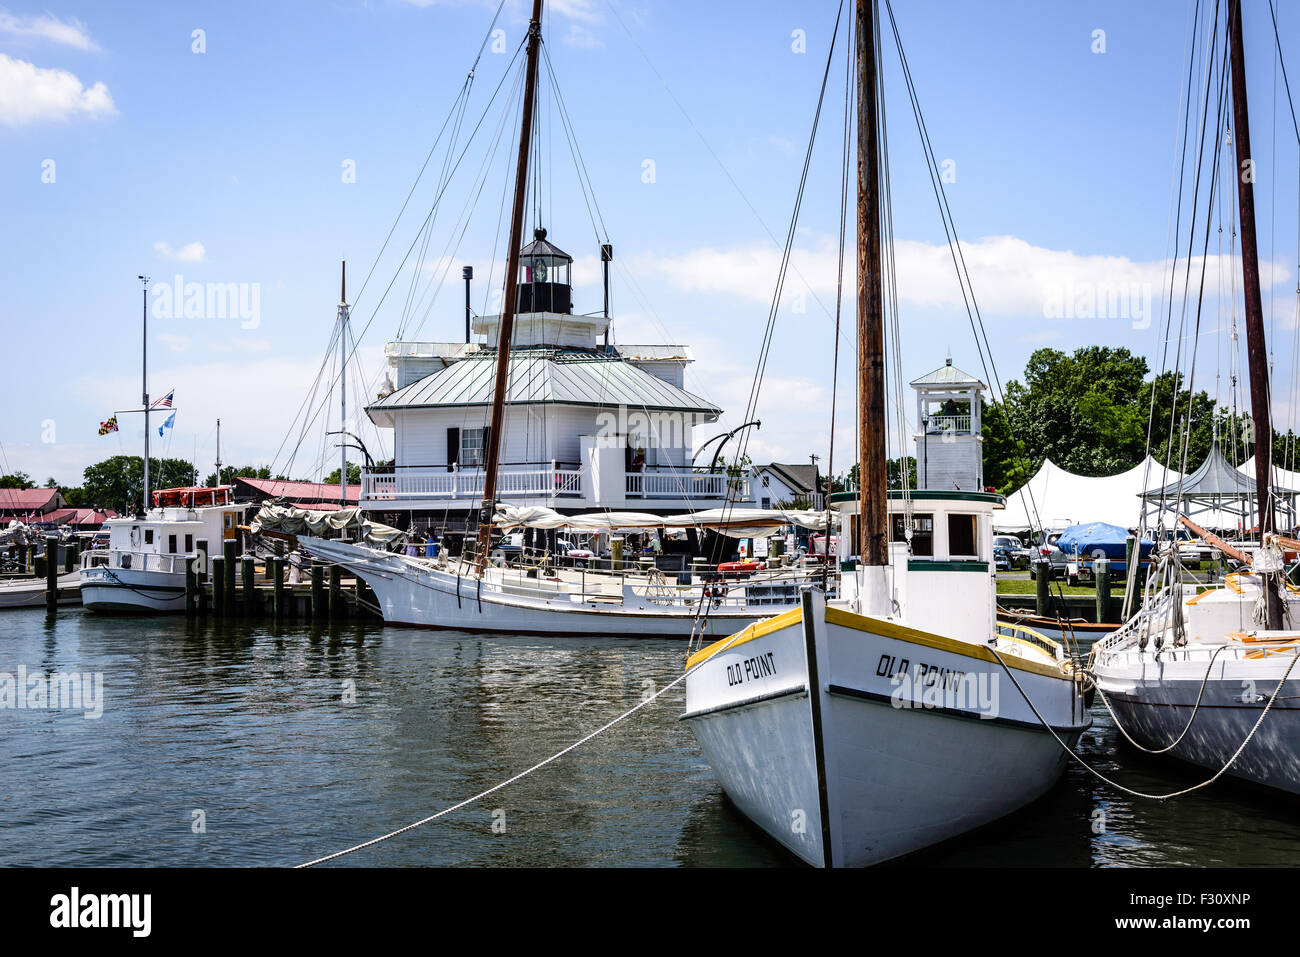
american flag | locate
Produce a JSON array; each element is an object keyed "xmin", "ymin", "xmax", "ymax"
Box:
[{"xmin": 151, "ymin": 390, "xmax": 174, "ymax": 409}]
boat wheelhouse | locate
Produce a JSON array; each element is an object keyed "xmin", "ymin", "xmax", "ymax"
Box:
[{"xmin": 79, "ymin": 486, "xmax": 245, "ymax": 613}]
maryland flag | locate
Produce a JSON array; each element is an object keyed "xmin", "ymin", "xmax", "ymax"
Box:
[{"xmin": 98, "ymin": 415, "xmax": 119, "ymax": 436}]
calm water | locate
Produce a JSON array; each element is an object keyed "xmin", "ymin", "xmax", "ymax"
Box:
[{"xmin": 1, "ymin": 607, "xmax": 1297, "ymax": 867}]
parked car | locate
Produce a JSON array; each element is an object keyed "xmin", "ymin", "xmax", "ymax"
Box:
[{"xmin": 993, "ymin": 535, "xmax": 1030, "ymax": 571}]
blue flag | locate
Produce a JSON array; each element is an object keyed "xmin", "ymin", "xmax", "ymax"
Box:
[{"xmin": 158, "ymin": 411, "xmax": 176, "ymax": 437}]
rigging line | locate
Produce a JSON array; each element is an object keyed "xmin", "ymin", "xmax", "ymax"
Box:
[
  {"xmin": 601, "ymin": 0, "xmax": 847, "ymax": 330},
  {"xmin": 1140, "ymin": 0, "xmax": 1208, "ymax": 525},
  {"xmin": 403, "ymin": 63, "xmax": 526, "ymax": 346},
  {"xmin": 1161, "ymin": 0, "xmax": 1226, "ymax": 514},
  {"xmin": 286, "ymin": 49, "xmax": 530, "ymax": 471},
  {"xmin": 1268, "ymin": 0, "xmax": 1300, "ymax": 145},
  {"xmin": 271, "ymin": 42, "xmax": 515, "ymax": 474},
  {"xmin": 825, "ymin": 3, "xmax": 854, "ymax": 542},
  {"xmin": 539, "ymin": 39, "xmax": 609, "ymax": 244}
]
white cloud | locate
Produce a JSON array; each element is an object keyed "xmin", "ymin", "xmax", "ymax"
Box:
[
  {"xmin": 560, "ymin": 23, "xmax": 602, "ymax": 49},
  {"xmin": 629, "ymin": 233, "xmax": 1294, "ymax": 321},
  {"xmin": 154, "ymin": 241, "xmax": 207, "ymax": 263},
  {"xmin": 0, "ymin": 53, "xmax": 114, "ymax": 125},
  {"xmin": 157, "ymin": 333, "xmax": 191, "ymax": 353},
  {"xmin": 0, "ymin": 11, "xmax": 98, "ymax": 51}
]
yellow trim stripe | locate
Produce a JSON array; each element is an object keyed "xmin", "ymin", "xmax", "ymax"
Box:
[
  {"xmin": 685, "ymin": 607, "xmax": 801, "ymax": 670},
  {"xmin": 685, "ymin": 604, "xmax": 1070, "ymax": 680}
]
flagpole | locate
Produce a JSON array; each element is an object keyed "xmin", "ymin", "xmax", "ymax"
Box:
[{"xmin": 139, "ymin": 275, "xmax": 150, "ymax": 514}]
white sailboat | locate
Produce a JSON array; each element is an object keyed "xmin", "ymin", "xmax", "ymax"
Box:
[
  {"xmin": 1090, "ymin": 0, "xmax": 1300, "ymax": 795},
  {"xmin": 300, "ymin": 0, "xmax": 835, "ymax": 638},
  {"xmin": 682, "ymin": 0, "xmax": 1089, "ymax": 866}
]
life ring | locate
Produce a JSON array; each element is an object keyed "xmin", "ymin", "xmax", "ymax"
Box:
[{"xmin": 129, "ymin": 527, "xmax": 142, "ymax": 548}]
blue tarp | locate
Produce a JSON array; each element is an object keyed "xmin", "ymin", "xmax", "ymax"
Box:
[{"xmin": 1055, "ymin": 522, "xmax": 1154, "ymax": 565}]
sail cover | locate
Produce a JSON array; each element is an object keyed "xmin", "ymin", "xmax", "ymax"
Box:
[
  {"xmin": 492, "ymin": 504, "xmax": 827, "ymax": 535},
  {"xmin": 249, "ymin": 504, "xmax": 407, "ymax": 546}
]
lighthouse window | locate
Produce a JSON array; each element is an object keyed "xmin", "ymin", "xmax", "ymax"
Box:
[{"xmin": 948, "ymin": 514, "xmax": 978, "ymax": 558}]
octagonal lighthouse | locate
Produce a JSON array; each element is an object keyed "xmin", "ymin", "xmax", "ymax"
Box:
[{"xmin": 362, "ymin": 228, "xmax": 755, "ymax": 535}]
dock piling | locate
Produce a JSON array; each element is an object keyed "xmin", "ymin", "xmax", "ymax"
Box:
[
  {"xmin": 223, "ymin": 540, "xmax": 237, "ymax": 613},
  {"xmin": 273, "ymin": 557, "xmax": 286, "ymax": 620},
  {"xmin": 185, "ymin": 555, "xmax": 198, "ymax": 616},
  {"xmin": 45, "ymin": 535, "xmax": 58, "ymax": 611},
  {"xmin": 212, "ymin": 556, "xmax": 226, "ymax": 616},
  {"xmin": 311, "ymin": 562, "xmax": 325, "ymax": 620},
  {"xmin": 1094, "ymin": 557, "xmax": 1111, "ymax": 624},
  {"xmin": 241, "ymin": 556, "xmax": 257, "ymax": 616},
  {"xmin": 1034, "ymin": 559, "xmax": 1050, "ymax": 618},
  {"xmin": 329, "ymin": 564, "xmax": 343, "ymax": 620}
]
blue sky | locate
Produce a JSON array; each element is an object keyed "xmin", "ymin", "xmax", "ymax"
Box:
[{"xmin": 1, "ymin": 0, "xmax": 1298, "ymax": 486}]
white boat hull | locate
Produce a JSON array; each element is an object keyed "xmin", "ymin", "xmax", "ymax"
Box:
[
  {"xmin": 684, "ymin": 590, "xmax": 1088, "ymax": 866},
  {"xmin": 1093, "ymin": 641, "xmax": 1300, "ymax": 794},
  {"xmin": 0, "ymin": 573, "xmax": 81, "ymax": 609},
  {"xmin": 79, "ymin": 565, "xmax": 187, "ymax": 613},
  {"xmin": 301, "ymin": 537, "xmax": 798, "ymax": 639}
]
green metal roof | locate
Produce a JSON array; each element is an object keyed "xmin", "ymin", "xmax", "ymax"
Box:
[
  {"xmin": 908, "ymin": 358, "xmax": 986, "ymax": 389},
  {"xmin": 366, "ymin": 352, "xmax": 721, "ymax": 418}
]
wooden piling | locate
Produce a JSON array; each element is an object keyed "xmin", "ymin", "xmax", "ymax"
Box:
[
  {"xmin": 311, "ymin": 562, "xmax": 325, "ymax": 620},
  {"xmin": 1034, "ymin": 559, "xmax": 1050, "ymax": 618},
  {"xmin": 185, "ymin": 555, "xmax": 198, "ymax": 616},
  {"xmin": 329, "ymin": 564, "xmax": 343, "ymax": 620},
  {"xmin": 223, "ymin": 539, "xmax": 237, "ymax": 612},
  {"xmin": 242, "ymin": 557, "xmax": 257, "ymax": 616},
  {"xmin": 212, "ymin": 556, "xmax": 226, "ymax": 616},
  {"xmin": 1094, "ymin": 557, "xmax": 1111, "ymax": 624},
  {"xmin": 45, "ymin": 535, "xmax": 58, "ymax": 611},
  {"xmin": 273, "ymin": 557, "xmax": 286, "ymax": 620}
]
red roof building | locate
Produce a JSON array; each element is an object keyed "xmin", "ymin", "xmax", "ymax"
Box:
[
  {"xmin": 0, "ymin": 488, "xmax": 66, "ymax": 518},
  {"xmin": 233, "ymin": 477, "xmax": 360, "ymax": 506},
  {"xmin": 35, "ymin": 507, "xmax": 118, "ymax": 528}
]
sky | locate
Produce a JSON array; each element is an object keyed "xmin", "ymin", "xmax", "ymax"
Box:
[{"xmin": 1, "ymin": 0, "xmax": 1298, "ymax": 488}]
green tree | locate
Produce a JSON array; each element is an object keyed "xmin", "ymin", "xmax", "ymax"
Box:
[
  {"xmin": 0, "ymin": 471, "xmax": 33, "ymax": 489},
  {"xmin": 324, "ymin": 462, "xmax": 362, "ymax": 486},
  {"xmin": 79, "ymin": 456, "xmax": 198, "ymax": 513}
]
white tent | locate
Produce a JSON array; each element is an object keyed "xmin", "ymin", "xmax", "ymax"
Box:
[{"xmin": 997, "ymin": 456, "xmax": 1180, "ymax": 532}]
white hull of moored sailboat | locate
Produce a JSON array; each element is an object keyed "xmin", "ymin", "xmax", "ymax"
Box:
[
  {"xmin": 684, "ymin": 590, "xmax": 1088, "ymax": 867},
  {"xmin": 1092, "ymin": 636, "xmax": 1300, "ymax": 794},
  {"xmin": 300, "ymin": 536, "xmax": 803, "ymax": 638}
]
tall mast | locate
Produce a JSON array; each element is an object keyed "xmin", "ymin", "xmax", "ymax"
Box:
[
  {"xmin": 140, "ymin": 275, "xmax": 151, "ymax": 513},
  {"xmin": 215, "ymin": 418, "xmax": 221, "ymax": 486},
  {"xmin": 339, "ymin": 260, "xmax": 349, "ymax": 508},
  {"xmin": 856, "ymin": 0, "xmax": 887, "ymax": 567},
  {"xmin": 1228, "ymin": 0, "xmax": 1280, "ymax": 627},
  {"xmin": 475, "ymin": 0, "xmax": 545, "ymax": 569}
]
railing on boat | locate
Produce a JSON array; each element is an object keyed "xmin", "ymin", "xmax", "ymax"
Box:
[{"xmin": 81, "ymin": 549, "xmax": 190, "ymax": 575}]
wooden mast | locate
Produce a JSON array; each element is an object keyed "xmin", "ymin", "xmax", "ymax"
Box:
[
  {"xmin": 856, "ymin": 0, "xmax": 887, "ymax": 566},
  {"xmin": 1228, "ymin": 0, "xmax": 1281, "ymax": 627},
  {"xmin": 476, "ymin": 0, "xmax": 545, "ymax": 570}
]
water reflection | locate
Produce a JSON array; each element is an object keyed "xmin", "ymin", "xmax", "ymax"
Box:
[{"xmin": 1, "ymin": 607, "xmax": 1298, "ymax": 867}]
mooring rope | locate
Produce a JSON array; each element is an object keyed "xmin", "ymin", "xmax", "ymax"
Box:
[
  {"xmin": 294, "ymin": 627, "xmax": 749, "ymax": 867},
  {"xmin": 990, "ymin": 643, "xmax": 1300, "ymax": 800},
  {"xmin": 1093, "ymin": 643, "xmax": 1229, "ymax": 754}
]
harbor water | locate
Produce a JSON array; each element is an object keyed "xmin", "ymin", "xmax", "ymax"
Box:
[{"xmin": 2, "ymin": 607, "xmax": 1298, "ymax": 867}]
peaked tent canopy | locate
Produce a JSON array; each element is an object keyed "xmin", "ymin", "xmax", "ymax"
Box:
[
  {"xmin": 997, "ymin": 456, "xmax": 1178, "ymax": 532},
  {"xmin": 1143, "ymin": 443, "xmax": 1298, "ymax": 529}
]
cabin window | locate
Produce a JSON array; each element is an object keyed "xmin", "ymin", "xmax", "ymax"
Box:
[
  {"xmin": 948, "ymin": 514, "xmax": 978, "ymax": 558},
  {"xmin": 185, "ymin": 534, "xmax": 193, "ymax": 553},
  {"xmin": 144, "ymin": 529, "xmax": 154, "ymax": 545},
  {"xmin": 224, "ymin": 514, "xmax": 233, "ymax": 529},
  {"xmin": 461, "ymin": 428, "xmax": 486, "ymax": 467},
  {"xmin": 168, "ymin": 534, "xmax": 177, "ymax": 554},
  {"xmin": 891, "ymin": 513, "xmax": 934, "ymax": 557}
]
